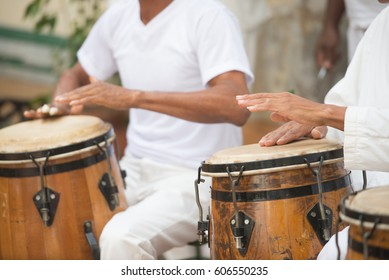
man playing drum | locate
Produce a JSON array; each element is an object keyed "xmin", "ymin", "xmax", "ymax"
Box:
[
  {"xmin": 236, "ymin": 1, "xmax": 389, "ymax": 259},
  {"xmin": 24, "ymin": 0, "xmax": 253, "ymax": 259}
]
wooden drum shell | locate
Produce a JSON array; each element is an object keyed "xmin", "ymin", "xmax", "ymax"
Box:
[
  {"xmin": 202, "ymin": 139, "xmax": 352, "ymax": 260},
  {"xmin": 0, "ymin": 116, "xmax": 128, "ymax": 260},
  {"xmin": 340, "ymin": 186, "xmax": 389, "ymax": 260}
]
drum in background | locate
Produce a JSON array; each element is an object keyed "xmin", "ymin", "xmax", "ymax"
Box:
[
  {"xmin": 340, "ymin": 186, "xmax": 389, "ymax": 260},
  {"xmin": 0, "ymin": 115, "xmax": 128, "ymax": 260},
  {"xmin": 197, "ymin": 138, "xmax": 352, "ymax": 260}
]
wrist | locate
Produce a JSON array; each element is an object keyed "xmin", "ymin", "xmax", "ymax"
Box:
[{"xmin": 321, "ymin": 104, "xmax": 346, "ymax": 130}]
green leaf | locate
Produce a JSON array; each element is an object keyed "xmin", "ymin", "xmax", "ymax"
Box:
[{"xmin": 24, "ymin": 0, "xmax": 42, "ymax": 19}]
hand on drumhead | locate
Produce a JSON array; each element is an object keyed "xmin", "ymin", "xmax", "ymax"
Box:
[
  {"xmin": 258, "ymin": 121, "xmax": 327, "ymax": 146},
  {"xmin": 23, "ymin": 103, "xmax": 83, "ymax": 119},
  {"xmin": 55, "ymin": 78, "xmax": 134, "ymax": 110}
]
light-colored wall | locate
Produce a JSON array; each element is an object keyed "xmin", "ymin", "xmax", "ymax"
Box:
[
  {"xmin": 220, "ymin": 0, "xmax": 348, "ymax": 103},
  {"xmin": 0, "ymin": 0, "xmax": 108, "ymax": 36},
  {"xmin": 1, "ymin": 0, "xmax": 66, "ymax": 36},
  {"xmin": 0, "ymin": 0, "xmax": 348, "ymax": 104}
]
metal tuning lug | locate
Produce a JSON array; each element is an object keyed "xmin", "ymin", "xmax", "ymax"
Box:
[
  {"xmin": 99, "ymin": 172, "xmax": 119, "ymax": 211},
  {"xmin": 84, "ymin": 221, "xmax": 100, "ymax": 260},
  {"xmin": 307, "ymin": 203, "xmax": 333, "ymax": 245},
  {"xmin": 33, "ymin": 187, "xmax": 60, "ymax": 227},
  {"xmin": 194, "ymin": 166, "xmax": 209, "ymax": 245},
  {"xmin": 230, "ymin": 211, "xmax": 255, "ymax": 256}
]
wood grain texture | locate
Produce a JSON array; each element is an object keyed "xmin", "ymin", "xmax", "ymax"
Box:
[
  {"xmin": 209, "ymin": 161, "xmax": 351, "ymax": 260},
  {"xmin": 0, "ymin": 144, "xmax": 127, "ymax": 260}
]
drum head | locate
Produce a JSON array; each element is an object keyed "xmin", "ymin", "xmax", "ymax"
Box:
[
  {"xmin": 0, "ymin": 115, "xmax": 111, "ymax": 154},
  {"xmin": 202, "ymin": 138, "xmax": 343, "ymax": 176},
  {"xmin": 342, "ymin": 186, "xmax": 389, "ymax": 228}
]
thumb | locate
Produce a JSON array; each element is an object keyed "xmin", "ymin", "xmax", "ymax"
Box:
[
  {"xmin": 310, "ymin": 126, "xmax": 328, "ymax": 139},
  {"xmin": 89, "ymin": 76, "xmax": 99, "ymax": 83}
]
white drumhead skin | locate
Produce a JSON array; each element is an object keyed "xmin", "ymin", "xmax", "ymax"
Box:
[
  {"xmin": 346, "ymin": 186, "xmax": 389, "ymax": 217},
  {"xmin": 0, "ymin": 115, "xmax": 111, "ymax": 153},
  {"xmin": 204, "ymin": 138, "xmax": 343, "ymax": 165}
]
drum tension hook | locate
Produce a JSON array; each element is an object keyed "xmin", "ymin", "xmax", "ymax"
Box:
[
  {"xmin": 194, "ymin": 166, "xmax": 209, "ymax": 245},
  {"xmin": 84, "ymin": 221, "xmax": 101, "ymax": 260},
  {"xmin": 226, "ymin": 166, "xmax": 255, "ymax": 256},
  {"xmin": 95, "ymin": 139, "xmax": 120, "ymax": 211},
  {"xmin": 359, "ymin": 216, "xmax": 381, "ymax": 260},
  {"xmin": 304, "ymin": 156, "xmax": 332, "ymax": 245},
  {"xmin": 30, "ymin": 153, "xmax": 60, "ymax": 227}
]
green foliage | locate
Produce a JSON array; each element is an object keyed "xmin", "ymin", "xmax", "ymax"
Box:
[{"xmin": 24, "ymin": 0, "xmax": 104, "ymax": 66}]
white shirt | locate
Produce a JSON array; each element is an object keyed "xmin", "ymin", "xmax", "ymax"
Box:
[
  {"xmin": 318, "ymin": 7, "xmax": 389, "ymax": 260},
  {"xmin": 325, "ymin": 5, "xmax": 389, "ymax": 189},
  {"xmin": 345, "ymin": 0, "xmax": 386, "ymax": 30},
  {"xmin": 77, "ymin": 0, "xmax": 253, "ymax": 169}
]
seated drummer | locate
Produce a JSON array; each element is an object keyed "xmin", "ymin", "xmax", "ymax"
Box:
[
  {"xmin": 24, "ymin": 0, "xmax": 253, "ymax": 259},
  {"xmin": 236, "ymin": 1, "xmax": 389, "ymax": 260}
]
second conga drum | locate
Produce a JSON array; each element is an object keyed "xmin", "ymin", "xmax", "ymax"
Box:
[
  {"xmin": 199, "ymin": 138, "xmax": 352, "ymax": 260},
  {"xmin": 0, "ymin": 115, "xmax": 128, "ymax": 259},
  {"xmin": 340, "ymin": 186, "xmax": 389, "ymax": 260}
]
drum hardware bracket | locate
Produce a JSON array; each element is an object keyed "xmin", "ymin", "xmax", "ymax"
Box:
[
  {"xmin": 114, "ymin": 136, "xmax": 127, "ymax": 189},
  {"xmin": 304, "ymin": 156, "xmax": 331, "ymax": 242},
  {"xmin": 359, "ymin": 216, "xmax": 381, "ymax": 260},
  {"xmin": 33, "ymin": 187, "xmax": 60, "ymax": 227},
  {"xmin": 362, "ymin": 170, "xmax": 367, "ymax": 190},
  {"xmin": 307, "ymin": 203, "xmax": 333, "ymax": 245},
  {"xmin": 229, "ymin": 211, "xmax": 255, "ymax": 256},
  {"xmin": 99, "ymin": 173, "xmax": 120, "ymax": 211},
  {"xmin": 84, "ymin": 221, "xmax": 101, "ymax": 260},
  {"xmin": 226, "ymin": 165, "xmax": 246, "ymax": 251},
  {"xmin": 30, "ymin": 152, "xmax": 60, "ymax": 226},
  {"xmin": 335, "ymin": 205, "xmax": 342, "ymax": 260},
  {"xmin": 95, "ymin": 139, "xmax": 120, "ymax": 210},
  {"xmin": 194, "ymin": 166, "xmax": 209, "ymax": 245}
]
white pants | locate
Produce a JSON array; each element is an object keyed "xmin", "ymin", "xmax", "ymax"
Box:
[
  {"xmin": 99, "ymin": 155, "xmax": 211, "ymax": 259},
  {"xmin": 317, "ymin": 227, "xmax": 349, "ymax": 260}
]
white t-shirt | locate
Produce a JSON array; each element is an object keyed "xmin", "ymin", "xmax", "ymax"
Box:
[{"xmin": 77, "ymin": 0, "xmax": 253, "ymax": 169}]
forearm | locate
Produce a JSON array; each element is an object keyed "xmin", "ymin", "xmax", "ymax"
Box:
[
  {"xmin": 323, "ymin": 0, "xmax": 346, "ymax": 29},
  {"xmin": 136, "ymin": 83, "xmax": 250, "ymax": 126},
  {"xmin": 321, "ymin": 104, "xmax": 346, "ymax": 130},
  {"xmin": 52, "ymin": 63, "xmax": 90, "ymax": 102}
]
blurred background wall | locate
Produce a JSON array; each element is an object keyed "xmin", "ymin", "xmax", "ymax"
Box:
[{"xmin": 0, "ymin": 0, "xmax": 348, "ymax": 145}]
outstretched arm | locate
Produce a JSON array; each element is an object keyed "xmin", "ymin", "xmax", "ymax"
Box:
[
  {"xmin": 236, "ymin": 92, "xmax": 346, "ymax": 146},
  {"xmin": 55, "ymin": 70, "xmax": 251, "ymax": 126}
]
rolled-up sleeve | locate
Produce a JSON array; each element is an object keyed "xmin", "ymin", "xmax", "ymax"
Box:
[{"xmin": 344, "ymin": 106, "xmax": 389, "ymax": 172}]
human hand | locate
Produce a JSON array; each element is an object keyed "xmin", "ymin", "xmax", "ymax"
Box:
[
  {"xmin": 236, "ymin": 92, "xmax": 327, "ymax": 126},
  {"xmin": 55, "ymin": 77, "xmax": 137, "ymax": 110},
  {"xmin": 315, "ymin": 26, "xmax": 341, "ymax": 70},
  {"xmin": 23, "ymin": 103, "xmax": 83, "ymax": 119},
  {"xmin": 258, "ymin": 121, "xmax": 327, "ymax": 146}
]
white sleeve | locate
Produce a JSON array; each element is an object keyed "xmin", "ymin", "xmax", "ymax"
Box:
[
  {"xmin": 194, "ymin": 8, "xmax": 254, "ymax": 86},
  {"xmin": 344, "ymin": 106, "xmax": 389, "ymax": 172},
  {"xmin": 76, "ymin": 8, "xmax": 119, "ymax": 80}
]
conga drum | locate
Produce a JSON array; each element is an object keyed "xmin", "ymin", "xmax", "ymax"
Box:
[
  {"xmin": 198, "ymin": 138, "xmax": 352, "ymax": 260},
  {"xmin": 340, "ymin": 186, "xmax": 389, "ymax": 260},
  {"xmin": 0, "ymin": 115, "xmax": 128, "ymax": 259}
]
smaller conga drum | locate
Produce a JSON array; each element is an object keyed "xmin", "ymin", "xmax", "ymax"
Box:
[
  {"xmin": 340, "ymin": 186, "xmax": 389, "ymax": 260},
  {"xmin": 198, "ymin": 138, "xmax": 353, "ymax": 260},
  {"xmin": 0, "ymin": 115, "xmax": 128, "ymax": 259}
]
